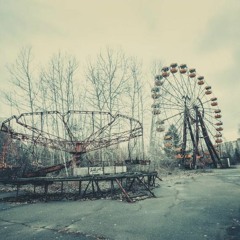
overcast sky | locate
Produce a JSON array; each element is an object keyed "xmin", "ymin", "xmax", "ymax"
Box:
[{"xmin": 0, "ymin": 0, "xmax": 239, "ymax": 141}]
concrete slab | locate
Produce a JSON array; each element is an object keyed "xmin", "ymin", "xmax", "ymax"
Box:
[{"xmin": 0, "ymin": 168, "xmax": 239, "ymax": 240}]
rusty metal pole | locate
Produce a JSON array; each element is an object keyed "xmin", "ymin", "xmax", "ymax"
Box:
[
  {"xmin": 16, "ymin": 184, "xmax": 20, "ymax": 197},
  {"xmin": 78, "ymin": 181, "xmax": 82, "ymax": 196},
  {"xmin": 111, "ymin": 180, "xmax": 114, "ymax": 197},
  {"xmin": 44, "ymin": 183, "xmax": 48, "ymax": 201},
  {"xmin": 115, "ymin": 178, "xmax": 133, "ymax": 203},
  {"xmin": 61, "ymin": 181, "xmax": 64, "ymax": 194}
]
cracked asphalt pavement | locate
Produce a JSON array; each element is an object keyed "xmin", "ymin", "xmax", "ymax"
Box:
[{"xmin": 0, "ymin": 167, "xmax": 240, "ymax": 240}]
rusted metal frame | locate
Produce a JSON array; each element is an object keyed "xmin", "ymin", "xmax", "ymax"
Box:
[
  {"xmin": 67, "ymin": 110, "xmax": 113, "ymax": 118},
  {"xmin": 42, "ymin": 182, "xmax": 53, "ymax": 201},
  {"xmin": 182, "ymin": 109, "xmax": 188, "ymax": 164},
  {"xmin": 82, "ymin": 180, "xmax": 91, "ymax": 198},
  {"xmin": 1, "ymin": 136, "xmax": 12, "ymax": 166},
  {"xmin": 151, "ymin": 176, "xmax": 156, "ymax": 187},
  {"xmin": 1, "ymin": 113, "xmax": 73, "ymax": 151},
  {"xmin": 186, "ymin": 112, "xmax": 197, "ymax": 168},
  {"xmin": 85, "ymin": 116, "xmax": 142, "ymax": 150},
  {"xmin": 18, "ymin": 111, "xmax": 60, "ymax": 118},
  {"xmin": 194, "ymin": 107, "xmax": 200, "ymax": 167},
  {"xmin": 197, "ymin": 110, "xmax": 222, "ymax": 167},
  {"xmin": 205, "ymin": 137, "xmax": 218, "ymax": 167},
  {"xmin": 1, "ymin": 111, "xmax": 144, "ymax": 177},
  {"xmin": 201, "ymin": 134, "xmax": 217, "ymax": 167},
  {"xmin": 71, "ymin": 115, "xmax": 141, "ymax": 152},
  {"xmin": 61, "ymin": 115, "xmax": 76, "ymax": 145},
  {"xmin": 91, "ymin": 179, "xmax": 95, "ymax": 197},
  {"xmin": 147, "ymin": 175, "xmax": 151, "ymax": 187},
  {"xmin": 114, "ymin": 131, "xmax": 143, "ymax": 144},
  {"xmin": 86, "ymin": 134, "xmax": 132, "ymax": 152},
  {"xmin": 1, "ymin": 127, "xmax": 68, "ymax": 152},
  {"xmin": 61, "ymin": 181, "xmax": 64, "ymax": 194},
  {"xmin": 16, "ymin": 184, "xmax": 20, "ymax": 197},
  {"xmin": 44, "ymin": 183, "xmax": 49, "ymax": 197},
  {"xmin": 1, "ymin": 172, "xmax": 159, "ymax": 201},
  {"xmin": 207, "ymin": 139, "xmax": 223, "ymax": 167},
  {"xmin": 125, "ymin": 177, "xmax": 129, "ymax": 188},
  {"xmin": 84, "ymin": 116, "xmax": 118, "ymax": 144},
  {"xmin": 110, "ymin": 180, "xmax": 114, "ymax": 197},
  {"xmin": 23, "ymin": 159, "xmax": 73, "ymax": 177},
  {"xmin": 127, "ymin": 178, "xmax": 135, "ymax": 191},
  {"xmin": 89, "ymin": 178, "xmax": 103, "ymax": 198},
  {"xmin": 136, "ymin": 177, "xmax": 156, "ymax": 197},
  {"xmin": 153, "ymin": 176, "xmax": 156, "ymax": 187},
  {"xmin": 156, "ymin": 176, "xmax": 163, "ymax": 182},
  {"xmin": 85, "ymin": 131, "xmax": 143, "ymax": 153},
  {"xmin": 138, "ymin": 175, "xmax": 146, "ymax": 187},
  {"xmin": 197, "ymin": 110, "xmax": 220, "ymax": 165},
  {"xmin": 139, "ymin": 176, "xmax": 145, "ymax": 182},
  {"xmin": 78, "ymin": 181, "xmax": 82, "ymax": 196},
  {"xmin": 1, "ymin": 115, "xmax": 18, "ymax": 129},
  {"xmin": 94, "ymin": 180, "xmax": 103, "ymax": 197},
  {"xmin": 115, "ymin": 114, "xmax": 143, "ymax": 131},
  {"xmin": 111, "ymin": 128, "xmax": 143, "ymax": 140},
  {"xmin": 115, "ymin": 178, "xmax": 133, "ymax": 203}
]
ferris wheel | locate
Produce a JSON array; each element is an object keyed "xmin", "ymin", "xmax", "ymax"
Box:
[{"xmin": 151, "ymin": 63, "xmax": 223, "ymax": 168}]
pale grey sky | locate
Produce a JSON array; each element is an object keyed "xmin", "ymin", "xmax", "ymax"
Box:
[{"xmin": 0, "ymin": 0, "xmax": 240, "ymax": 141}]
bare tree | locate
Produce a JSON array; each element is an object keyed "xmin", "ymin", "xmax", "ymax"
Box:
[
  {"xmin": 39, "ymin": 52, "xmax": 79, "ymax": 112},
  {"xmin": 1, "ymin": 47, "xmax": 40, "ymax": 173},
  {"xmin": 3, "ymin": 48, "xmax": 82, "ymax": 175},
  {"xmin": 123, "ymin": 58, "xmax": 146, "ymax": 160},
  {"xmin": 149, "ymin": 60, "xmax": 164, "ymax": 161},
  {"xmin": 4, "ymin": 47, "xmax": 37, "ymax": 115},
  {"xmin": 38, "ymin": 52, "xmax": 80, "ymax": 175},
  {"xmin": 85, "ymin": 48, "xmax": 137, "ymax": 164},
  {"xmin": 85, "ymin": 47, "xmax": 131, "ymax": 114}
]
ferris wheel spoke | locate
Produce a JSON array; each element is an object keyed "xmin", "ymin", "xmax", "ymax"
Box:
[
  {"xmin": 165, "ymin": 117, "xmax": 183, "ymax": 133},
  {"xmin": 160, "ymin": 103, "xmax": 184, "ymax": 111},
  {"xmin": 203, "ymin": 118, "xmax": 221, "ymax": 139},
  {"xmin": 161, "ymin": 111, "xmax": 184, "ymax": 122},
  {"xmin": 204, "ymin": 111, "xmax": 218, "ymax": 121},
  {"xmin": 192, "ymin": 77, "xmax": 198, "ymax": 101},
  {"xmin": 204, "ymin": 109, "xmax": 217, "ymax": 114},
  {"xmin": 164, "ymin": 77, "xmax": 186, "ymax": 102},
  {"xmin": 173, "ymin": 115, "xmax": 184, "ymax": 133},
  {"xmin": 159, "ymin": 95, "xmax": 184, "ymax": 109},
  {"xmin": 204, "ymin": 117, "xmax": 218, "ymax": 131},
  {"xmin": 198, "ymin": 87, "xmax": 210, "ymax": 102},
  {"xmin": 203, "ymin": 116, "xmax": 218, "ymax": 128},
  {"xmin": 195, "ymin": 83, "xmax": 205, "ymax": 101},
  {"xmin": 166, "ymin": 76, "xmax": 186, "ymax": 100},
  {"xmin": 170, "ymin": 110, "xmax": 184, "ymax": 125},
  {"xmin": 204, "ymin": 120, "xmax": 216, "ymax": 139},
  {"xmin": 201, "ymin": 98, "xmax": 213, "ymax": 105},
  {"xmin": 158, "ymin": 92, "xmax": 184, "ymax": 107},
  {"xmin": 186, "ymin": 75, "xmax": 195, "ymax": 101},
  {"xmin": 204, "ymin": 107, "xmax": 219, "ymax": 111},
  {"xmin": 164, "ymin": 114, "xmax": 184, "ymax": 144},
  {"xmin": 191, "ymin": 92, "xmax": 206, "ymax": 108},
  {"xmin": 172, "ymin": 74, "xmax": 187, "ymax": 97},
  {"xmin": 160, "ymin": 106, "xmax": 184, "ymax": 112},
  {"xmin": 179, "ymin": 73, "xmax": 193, "ymax": 99},
  {"xmin": 171, "ymin": 74, "xmax": 189, "ymax": 99},
  {"xmin": 160, "ymin": 84, "xmax": 184, "ymax": 104}
]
